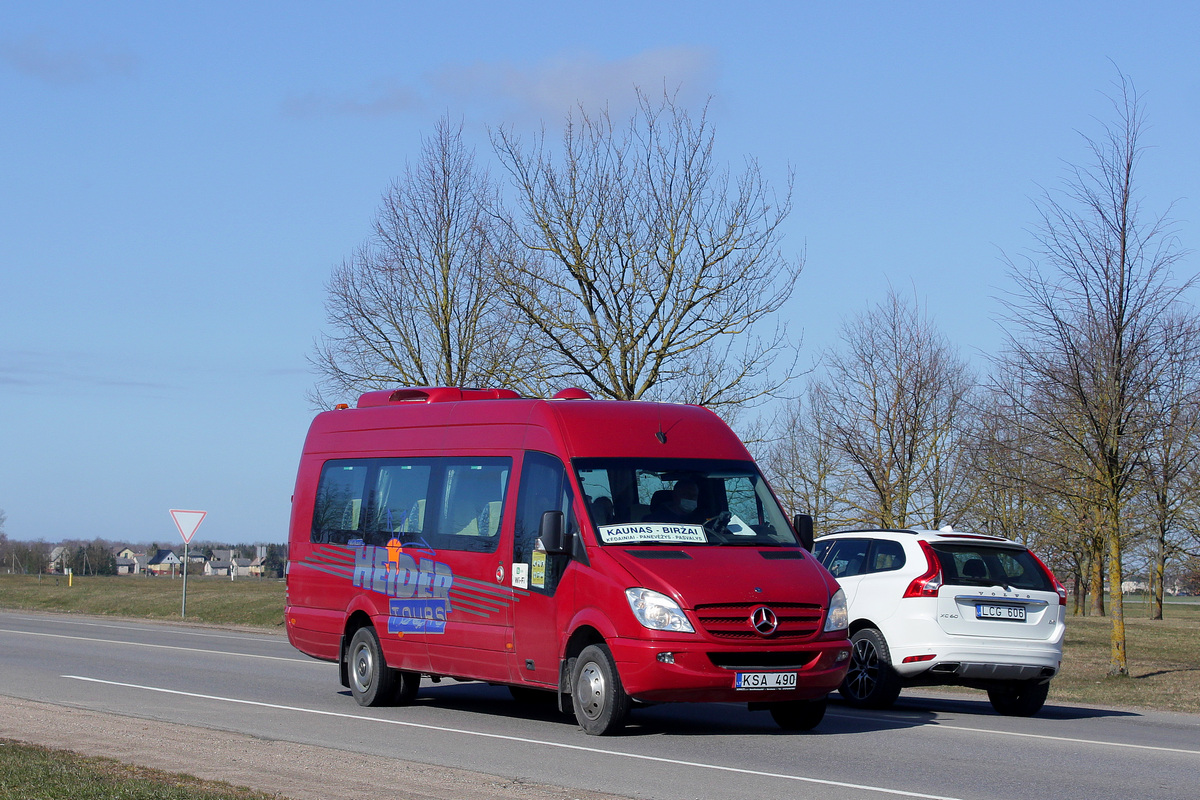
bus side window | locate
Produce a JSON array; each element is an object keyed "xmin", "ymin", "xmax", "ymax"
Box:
[
  {"xmin": 436, "ymin": 462, "xmax": 509, "ymax": 546},
  {"xmin": 311, "ymin": 461, "xmax": 369, "ymax": 544}
]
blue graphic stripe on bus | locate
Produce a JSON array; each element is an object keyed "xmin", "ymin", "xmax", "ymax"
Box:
[
  {"xmin": 387, "ymin": 598, "xmax": 447, "ymax": 635},
  {"xmin": 451, "ymin": 574, "xmax": 519, "ymax": 599},
  {"xmin": 312, "ymin": 544, "xmax": 356, "ymax": 563},
  {"xmin": 446, "ymin": 593, "xmax": 507, "ymax": 617},
  {"xmin": 301, "ymin": 549, "xmax": 354, "ymax": 578},
  {"xmin": 302, "ymin": 560, "xmax": 354, "ymax": 580}
]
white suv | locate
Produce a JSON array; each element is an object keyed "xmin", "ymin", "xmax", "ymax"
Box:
[{"xmin": 812, "ymin": 528, "xmax": 1066, "ymax": 716}]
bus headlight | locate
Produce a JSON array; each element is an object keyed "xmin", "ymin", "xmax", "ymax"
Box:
[
  {"xmin": 625, "ymin": 588, "xmax": 695, "ymax": 633},
  {"xmin": 824, "ymin": 588, "xmax": 849, "ymax": 632}
]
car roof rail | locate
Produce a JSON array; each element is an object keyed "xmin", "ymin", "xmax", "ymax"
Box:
[{"xmin": 827, "ymin": 528, "xmax": 920, "ymax": 535}]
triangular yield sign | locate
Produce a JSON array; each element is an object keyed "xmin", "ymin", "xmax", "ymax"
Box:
[{"xmin": 170, "ymin": 509, "xmax": 207, "ymax": 543}]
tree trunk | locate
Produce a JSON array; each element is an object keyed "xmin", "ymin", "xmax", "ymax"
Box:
[
  {"xmin": 1090, "ymin": 539, "xmax": 1106, "ymax": 617},
  {"xmin": 1080, "ymin": 566, "xmax": 1089, "ymax": 618},
  {"xmin": 1107, "ymin": 510, "xmax": 1129, "ymax": 676},
  {"xmin": 1152, "ymin": 538, "xmax": 1166, "ymax": 620}
]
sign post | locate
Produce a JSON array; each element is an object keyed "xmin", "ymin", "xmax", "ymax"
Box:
[{"xmin": 170, "ymin": 509, "xmax": 207, "ymax": 618}]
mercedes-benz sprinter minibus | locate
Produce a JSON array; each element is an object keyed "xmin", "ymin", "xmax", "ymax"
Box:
[{"xmin": 285, "ymin": 387, "xmax": 850, "ymax": 734}]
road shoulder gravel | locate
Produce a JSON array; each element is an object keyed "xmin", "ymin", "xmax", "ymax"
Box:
[{"xmin": 0, "ymin": 694, "xmax": 629, "ymax": 800}]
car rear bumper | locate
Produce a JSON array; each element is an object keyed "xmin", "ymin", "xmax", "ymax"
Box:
[{"xmin": 891, "ymin": 640, "xmax": 1063, "ymax": 681}]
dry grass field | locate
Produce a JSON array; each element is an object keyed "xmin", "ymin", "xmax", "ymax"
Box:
[
  {"xmin": 1047, "ymin": 599, "xmax": 1200, "ymax": 713},
  {"xmin": 0, "ymin": 574, "xmax": 285, "ymax": 629}
]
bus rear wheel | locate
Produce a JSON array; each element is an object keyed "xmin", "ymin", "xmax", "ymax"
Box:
[{"xmin": 348, "ymin": 627, "xmax": 396, "ymax": 707}]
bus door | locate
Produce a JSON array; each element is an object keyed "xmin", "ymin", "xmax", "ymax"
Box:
[{"xmin": 509, "ymin": 451, "xmax": 578, "ymax": 687}]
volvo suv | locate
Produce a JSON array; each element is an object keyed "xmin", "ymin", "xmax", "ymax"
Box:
[{"xmin": 812, "ymin": 528, "xmax": 1066, "ymax": 716}]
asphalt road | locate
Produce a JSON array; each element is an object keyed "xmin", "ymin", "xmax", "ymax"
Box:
[{"xmin": 1, "ymin": 610, "xmax": 1197, "ymax": 800}]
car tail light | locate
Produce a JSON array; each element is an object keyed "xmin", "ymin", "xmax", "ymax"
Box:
[
  {"xmin": 1029, "ymin": 550, "xmax": 1068, "ymax": 606},
  {"xmin": 903, "ymin": 540, "xmax": 942, "ymax": 598},
  {"xmin": 902, "ymin": 654, "xmax": 936, "ymax": 664}
]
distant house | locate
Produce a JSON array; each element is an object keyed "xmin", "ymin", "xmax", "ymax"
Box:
[
  {"xmin": 48, "ymin": 547, "xmax": 69, "ymax": 574},
  {"xmin": 249, "ymin": 556, "xmax": 267, "ymax": 578},
  {"xmin": 146, "ymin": 549, "xmax": 182, "ymax": 576},
  {"xmin": 112, "ymin": 546, "xmax": 143, "ymax": 575},
  {"xmin": 205, "ymin": 556, "xmax": 254, "ymax": 578}
]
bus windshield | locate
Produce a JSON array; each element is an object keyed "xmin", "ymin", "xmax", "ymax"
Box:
[{"xmin": 573, "ymin": 458, "xmax": 798, "ymax": 547}]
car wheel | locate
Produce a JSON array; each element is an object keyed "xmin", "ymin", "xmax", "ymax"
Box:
[
  {"xmin": 347, "ymin": 626, "xmax": 396, "ymax": 707},
  {"xmin": 768, "ymin": 697, "xmax": 827, "ymax": 731},
  {"xmin": 571, "ymin": 644, "xmax": 631, "ymax": 735},
  {"xmin": 987, "ymin": 680, "xmax": 1049, "ymax": 716},
  {"xmin": 839, "ymin": 628, "xmax": 902, "ymax": 709}
]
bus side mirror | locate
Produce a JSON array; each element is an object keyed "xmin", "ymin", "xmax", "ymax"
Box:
[
  {"xmin": 538, "ymin": 510, "xmax": 570, "ymax": 555},
  {"xmin": 794, "ymin": 513, "xmax": 814, "ymax": 552}
]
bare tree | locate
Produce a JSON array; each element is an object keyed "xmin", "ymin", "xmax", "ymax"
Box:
[
  {"xmin": 977, "ymin": 374, "xmax": 1113, "ymax": 615},
  {"xmin": 764, "ymin": 393, "xmax": 853, "ymax": 534},
  {"xmin": 491, "ymin": 89, "xmax": 801, "ymax": 410},
  {"xmin": 968, "ymin": 394, "xmax": 1045, "ymax": 545},
  {"xmin": 993, "ymin": 73, "xmax": 1191, "ymax": 675},
  {"xmin": 807, "ymin": 288, "xmax": 975, "ymax": 529},
  {"xmin": 1138, "ymin": 313, "xmax": 1200, "ymax": 619},
  {"xmin": 312, "ymin": 116, "xmax": 544, "ymax": 405}
]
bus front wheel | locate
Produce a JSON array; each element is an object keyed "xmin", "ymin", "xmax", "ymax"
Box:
[{"xmin": 570, "ymin": 644, "xmax": 630, "ymax": 735}]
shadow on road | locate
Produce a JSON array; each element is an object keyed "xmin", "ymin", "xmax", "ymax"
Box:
[
  {"xmin": 355, "ymin": 680, "xmax": 1147, "ymax": 738},
  {"xmin": 359, "ymin": 682, "xmax": 946, "ymax": 737},
  {"xmin": 885, "ymin": 691, "xmax": 1142, "ymax": 721}
]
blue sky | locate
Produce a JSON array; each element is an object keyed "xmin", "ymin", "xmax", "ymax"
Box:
[{"xmin": 2, "ymin": 2, "xmax": 1198, "ymax": 546}]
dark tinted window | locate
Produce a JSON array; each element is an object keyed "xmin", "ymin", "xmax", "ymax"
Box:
[
  {"xmin": 815, "ymin": 538, "xmax": 870, "ymax": 577},
  {"xmin": 931, "ymin": 543, "xmax": 1051, "ymax": 591},
  {"xmin": 868, "ymin": 539, "xmax": 906, "ymax": 573},
  {"xmin": 311, "ymin": 457, "xmax": 510, "ymax": 552}
]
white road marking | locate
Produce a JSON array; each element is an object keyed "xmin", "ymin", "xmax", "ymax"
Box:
[
  {"xmin": 926, "ymin": 719, "xmax": 1200, "ymax": 755},
  {"xmin": 0, "ymin": 628, "xmax": 320, "ymax": 665},
  {"xmin": 6, "ymin": 614, "xmax": 280, "ymax": 643},
  {"xmin": 825, "ymin": 711, "xmax": 1200, "ymax": 756},
  {"xmin": 65, "ymin": 675, "xmax": 964, "ymax": 800}
]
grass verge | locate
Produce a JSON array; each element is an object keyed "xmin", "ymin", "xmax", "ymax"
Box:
[
  {"xmin": 0, "ymin": 574, "xmax": 284, "ymax": 629},
  {"xmin": 0, "ymin": 739, "xmax": 281, "ymax": 800},
  {"xmin": 1048, "ymin": 599, "xmax": 1200, "ymax": 713}
]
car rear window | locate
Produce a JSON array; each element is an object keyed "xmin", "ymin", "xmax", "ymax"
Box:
[{"xmin": 931, "ymin": 543, "xmax": 1051, "ymax": 592}]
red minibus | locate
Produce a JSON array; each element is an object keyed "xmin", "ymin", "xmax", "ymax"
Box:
[{"xmin": 285, "ymin": 387, "xmax": 851, "ymax": 734}]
